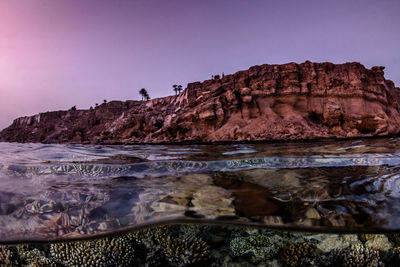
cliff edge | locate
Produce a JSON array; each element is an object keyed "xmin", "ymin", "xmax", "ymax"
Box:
[{"xmin": 1, "ymin": 61, "xmax": 400, "ymax": 144}]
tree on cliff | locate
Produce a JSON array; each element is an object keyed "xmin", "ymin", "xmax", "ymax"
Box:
[
  {"xmin": 144, "ymin": 91, "xmax": 150, "ymax": 101},
  {"xmin": 139, "ymin": 88, "xmax": 148, "ymax": 101},
  {"xmin": 173, "ymin": 84, "xmax": 183, "ymax": 95}
]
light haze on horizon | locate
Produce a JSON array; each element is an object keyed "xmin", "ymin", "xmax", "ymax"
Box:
[{"xmin": 0, "ymin": 0, "xmax": 399, "ymax": 130}]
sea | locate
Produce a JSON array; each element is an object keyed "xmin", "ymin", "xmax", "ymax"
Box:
[{"xmin": 0, "ymin": 138, "xmax": 400, "ymax": 266}]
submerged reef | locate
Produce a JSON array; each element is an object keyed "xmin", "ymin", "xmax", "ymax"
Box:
[
  {"xmin": 280, "ymin": 240, "xmax": 318, "ymax": 267},
  {"xmin": 0, "ymin": 245, "xmax": 19, "ymax": 266},
  {"xmin": 131, "ymin": 224, "xmax": 210, "ymax": 266},
  {"xmin": 0, "ymin": 224, "xmax": 399, "ymax": 266},
  {"xmin": 50, "ymin": 235, "xmax": 136, "ymax": 267},
  {"xmin": 230, "ymin": 234, "xmax": 278, "ymax": 261}
]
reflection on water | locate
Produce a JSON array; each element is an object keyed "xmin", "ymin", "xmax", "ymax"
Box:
[{"xmin": 1, "ymin": 138, "xmax": 400, "ymax": 244}]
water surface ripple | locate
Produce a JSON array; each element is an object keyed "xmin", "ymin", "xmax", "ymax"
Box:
[{"xmin": 1, "ymin": 138, "xmax": 400, "ymax": 242}]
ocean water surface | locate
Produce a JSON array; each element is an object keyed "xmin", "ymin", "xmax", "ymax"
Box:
[{"xmin": 1, "ymin": 138, "xmax": 400, "ymax": 266}]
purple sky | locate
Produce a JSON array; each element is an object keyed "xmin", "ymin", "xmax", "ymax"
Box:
[{"xmin": 0, "ymin": 0, "xmax": 399, "ymax": 130}]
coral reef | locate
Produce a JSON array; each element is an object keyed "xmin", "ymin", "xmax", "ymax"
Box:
[
  {"xmin": 230, "ymin": 234, "xmax": 277, "ymax": 260},
  {"xmin": 19, "ymin": 247, "xmax": 57, "ymax": 267},
  {"xmin": 0, "ymin": 245, "xmax": 19, "ymax": 267},
  {"xmin": 330, "ymin": 244, "xmax": 382, "ymax": 267},
  {"xmin": 0, "ymin": 225, "xmax": 399, "ymax": 266},
  {"xmin": 387, "ymin": 233, "xmax": 400, "ymax": 247},
  {"xmin": 162, "ymin": 235, "xmax": 209, "ymax": 266},
  {"xmin": 280, "ymin": 240, "xmax": 317, "ymax": 267},
  {"xmin": 50, "ymin": 235, "xmax": 136, "ymax": 267},
  {"xmin": 132, "ymin": 224, "xmax": 210, "ymax": 266},
  {"xmin": 384, "ymin": 247, "xmax": 400, "ymax": 266}
]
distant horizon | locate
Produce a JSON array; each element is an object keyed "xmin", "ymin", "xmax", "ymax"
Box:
[{"xmin": 1, "ymin": 0, "xmax": 399, "ymax": 130}]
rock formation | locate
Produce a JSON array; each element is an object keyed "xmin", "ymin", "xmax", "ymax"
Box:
[{"xmin": 1, "ymin": 61, "xmax": 400, "ymax": 144}]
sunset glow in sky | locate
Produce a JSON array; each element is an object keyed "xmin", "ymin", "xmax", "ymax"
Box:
[{"xmin": 0, "ymin": 0, "xmax": 399, "ymax": 129}]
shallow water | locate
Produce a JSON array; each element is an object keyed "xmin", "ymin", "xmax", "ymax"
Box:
[{"xmin": 1, "ymin": 138, "xmax": 400, "ymax": 244}]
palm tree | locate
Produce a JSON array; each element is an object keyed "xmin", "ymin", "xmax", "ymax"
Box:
[
  {"xmin": 144, "ymin": 91, "xmax": 150, "ymax": 101},
  {"xmin": 177, "ymin": 85, "xmax": 183, "ymax": 94},
  {"xmin": 139, "ymin": 88, "xmax": 148, "ymax": 101},
  {"xmin": 173, "ymin": 84, "xmax": 178, "ymax": 95}
]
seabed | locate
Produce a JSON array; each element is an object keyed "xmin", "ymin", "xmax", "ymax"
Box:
[{"xmin": 1, "ymin": 223, "xmax": 400, "ymax": 266}]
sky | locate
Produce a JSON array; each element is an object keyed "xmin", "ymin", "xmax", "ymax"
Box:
[{"xmin": 0, "ymin": 0, "xmax": 399, "ymax": 130}]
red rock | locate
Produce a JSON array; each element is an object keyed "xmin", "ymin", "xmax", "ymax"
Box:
[{"xmin": 1, "ymin": 61, "xmax": 400, "ymax": 144}]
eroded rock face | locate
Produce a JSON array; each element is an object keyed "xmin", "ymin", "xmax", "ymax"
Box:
[{"xmin": 1, "ymin": 61, "xmax": 400, "ymax": 144}]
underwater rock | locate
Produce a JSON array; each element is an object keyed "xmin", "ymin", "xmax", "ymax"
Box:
[
  {"xmin": 358, "ymin": 234, "xmax": 378, "ymax": 243},
  {"xmin": 364, "ymin": 235, "xmax": 392, "ymax": 252},
  {"xmin": 244, "ymin": 169, "xmax": 300, "ymax": 191},
  {"xmin": 316, "ymin": 234, "xmax": 361, "ymax": 253},
  {"xmin": 214, "ymin": 173, "xmax": 281, "ymax": 218},
  {"xmin": 191, "ymin": 185, "xmax": 235, "ymax": 218},
  {"xmin": 305, "ymin": 207, "xmax": 321, "ymax": 220},
  {"xmin": 229, "ymin": 234, "xmax": 278, "ymax": 260}
]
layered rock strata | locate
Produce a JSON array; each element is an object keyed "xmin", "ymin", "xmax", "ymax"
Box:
[{"xmin": 1, "ymin": 61, "xmax": 400, "ymax": 144}]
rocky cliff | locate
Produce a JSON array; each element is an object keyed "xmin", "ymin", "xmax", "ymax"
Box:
[{"xmin": 1, "ymin": 61, "xmax": 400, "ymax": 144}]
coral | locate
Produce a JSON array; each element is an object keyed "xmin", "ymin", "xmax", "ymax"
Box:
[
  {"xmin": 340, "ymin": 244, "xmax": 382, "ymax": 267},
  {"xmin": 132, "ymin": 225, "xmax": 210, "ymax": 266},
  {"xmin": 0, "ymin": 245, "xmax": 20, "ymax": 267},
  {"xmin": 50, "ymin": 235, "xmax": 136, "ymax": 267},
  {"xmin": 145, "ymin": 247, "xmax": 168, "ymax": 267},
  {"xmin": 176, "ymin": 224, "xmax": 203, "ymax": 241},
  {"xmin": 162, "ymin": 235, "xmax": 209, "ymax": 266},
  {"xmin": 387, "ymin": 233, "xmax": 400, "ymax": 247},
  {"xmin": 130, "ymin": 225, "xmax": 170, "ymax": 249},
  {"xmin": 384, "ymin": 247, "xmax": 400, "ymax": 266},
  {"xmin": 280, "ymin": 241, "xmax": 317, "ymax": 267},
  {"xmin": 230, "ymin": 234, "xmax": 277, "ymax": 260},
  {"xmin": 20, "ymin": 248, "xmax": 57, "ymax": 267}
]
